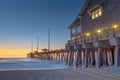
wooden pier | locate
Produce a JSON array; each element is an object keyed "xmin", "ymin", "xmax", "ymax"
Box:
[
  {"xmin": 40, "ymin": 49, "xmax": 67, "ymax": 63},
  {"xmin": 27, "ymin": 26, "xmax": 120, "ymax": 68},
  {"xmin": 27, "ymin": 49, "xmax": 68, "ymax": 64},
  {"xmin": 65, "ymin": 26, "xmax": 120, "ymax": 68},
  {"xmin": 27, "ymin": 0, "xmax": 120, "ymax": 68}
]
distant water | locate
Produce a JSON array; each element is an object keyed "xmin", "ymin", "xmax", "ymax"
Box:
[{"xmin": 0, "ymin": 58, "xmax": 67, "ymax": 71}]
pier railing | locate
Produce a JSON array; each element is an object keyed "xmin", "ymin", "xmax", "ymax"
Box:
[
  {"xmin": 114, "ymin": 27, "xmax": 120, "ymax": 37},
  {"xmin": 67, "ymin": 26, "xmax": 120, "ymax": 46}
]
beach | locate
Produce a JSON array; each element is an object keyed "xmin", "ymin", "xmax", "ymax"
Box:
[
  {"xmin": 0, "ymin": 67, "xmax": 120, "ymax": 80},
  {"xmin": 0, "ymin": 58, "xmax": 120, "ymax": 80}
]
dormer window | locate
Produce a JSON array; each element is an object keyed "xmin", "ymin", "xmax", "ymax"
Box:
[
  {"xmin": 91, "ymin": 8, "xmax": 102, "ymax": 19},
  {"xmin": 88, "ymin": 5, "xmax": 102, "ymax": 19}
]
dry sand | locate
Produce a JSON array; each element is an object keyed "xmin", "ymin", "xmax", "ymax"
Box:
[{"xmin": 0, "ymin": 68, "xmax": 120, "ymax": 80}]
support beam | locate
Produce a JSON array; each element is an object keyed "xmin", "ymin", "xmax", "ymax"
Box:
[
  {"xmin": 96, "ymin": 48, "xmax": 102, "ymax": 68},
  {"xmin": 107, "ymin": 49, "xmax": 112, "ymax": 66},
  {"xmin": 70, "ymin": 51, "xmax": 74, "ymax": 66},
  {"xmin": 84, "ymin": 48, "xmax": 89, "ymax": 68},
  {"xmin": 73, "ymin": 51, "xmax": 77, "ymax": 68},
  {"xmin": 76, "ymin": 49, "xmax": 82, "ymax": 67},
  {"xmin": 103, "ymin": 49, "xmax": 107, "ymax": 66},
  {"xmin": 66, "ymin": 51, "xmax": 69, "ymax": 65},
  {"xmin": 67, "ymin": 50, "xmax": 72, "ymax": 66},
  {"xmin": 81, "ymin": 50, "xmax": 85, "ymax": 68},
  {"xmin": 114, "ymin": 45, "xmax": 120, "ymax": 67},
  {"xmin": 90, "ymin": 50, "xmax": 95, "ymax": 67}
]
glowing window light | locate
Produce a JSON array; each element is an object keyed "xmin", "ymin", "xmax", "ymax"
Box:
[{"xmin": 91, "ymin": 8, "xmax": 102, "ymax": 19}]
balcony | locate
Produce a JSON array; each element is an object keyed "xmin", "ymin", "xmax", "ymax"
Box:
[{"xmin": 67, "ymin": 25, "xmax": 120, "ymax": 47}]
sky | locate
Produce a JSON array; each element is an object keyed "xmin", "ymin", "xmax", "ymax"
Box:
[{"xmin": 0, "ymin": 0, "xmax": 85, "ymax": 57}]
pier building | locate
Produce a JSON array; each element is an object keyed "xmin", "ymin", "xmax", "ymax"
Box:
[{"xmin": 66, "ymin": 0, "xmax": 120, "ymax": 68}]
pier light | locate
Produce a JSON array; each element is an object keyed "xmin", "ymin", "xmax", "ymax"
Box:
[
  {"xmin": 97, "ymin": 29, "xmax": 102, "ymax": 33},
  {"xmin": 112, "ymin": 25, "xmax": 118, "ymax": 29},
  {"xmin": 86, "ymin": 33, "xmax": 90, "ymax": 37}
]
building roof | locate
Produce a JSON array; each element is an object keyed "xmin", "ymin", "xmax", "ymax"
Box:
[
  {"xmin": 68, "ymin": 18, "xmax": 80, "ymax": 29},
  {"xmin": 68, "ymin": 0, "xmax": 91, "ymax": 29},
  {"xmin": 78, "ymin": 0, "xmax": 91, "ymax": 17}
]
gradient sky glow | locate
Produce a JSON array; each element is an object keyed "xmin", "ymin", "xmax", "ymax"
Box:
[{"xmin": 0, "ymin": 0, "xmax": 85, "ymax": 57}]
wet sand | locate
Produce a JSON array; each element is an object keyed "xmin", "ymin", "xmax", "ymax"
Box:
[{"xmin": 0, "ymin": 68, "xmax": 120, "ymax": 80}]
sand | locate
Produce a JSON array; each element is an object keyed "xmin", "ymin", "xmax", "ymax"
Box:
[{"xmin": 0, "ymin": 68, "xmax": 120, "ymax": 80}]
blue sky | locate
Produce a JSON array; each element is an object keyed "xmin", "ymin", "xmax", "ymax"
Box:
[{"xmin": 0, "ymin": 0, "xmax": 85, "ymax": 56}]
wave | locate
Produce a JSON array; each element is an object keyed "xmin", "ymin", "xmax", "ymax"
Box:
[{"xmin": 0, "ymin": 58, "xmax": 67, "ymax": 71}]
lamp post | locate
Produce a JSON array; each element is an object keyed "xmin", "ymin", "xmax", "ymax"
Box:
[
  {"xmin": 96, "ymin": 29, "xmax": 102, "ymax": 39},
  {"xmin": 47, "ymin": 28, "xmax": 50, "ymax": 60},
  {"xmin": 31, "ymin": 42, "xmax": 33, "ymax": 52},
  {"xmin": 113, "ymin": 25, "xmax": 118, "ymax": 29},
  {"xmin": 112, "ymin": 25, "xmax": 118, "ymax": 37},
  {"xmin": 85, "ymin": 32, "xmax": 90, "ymax": 42},
  {"xmin": 97, "ymin": 29, "xmax": 102, "ymax": 33},
  {"xmin": 37, "ymin": 37, "xmax": 39, "ymax": 52},
  {"xmin": 48, "ymin": 28, "xmax": 50, "ymax": 53},
  {"xmin": 86, "ymin": 33, "xmax": 90, "ymax": 37}
]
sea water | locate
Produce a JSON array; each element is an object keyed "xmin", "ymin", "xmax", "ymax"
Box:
[{"xmin": 0, "ymin": 58, "xmax": 67, "ymax": 71}]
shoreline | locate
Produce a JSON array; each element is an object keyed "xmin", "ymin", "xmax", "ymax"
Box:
[
  {"xmin": 0, "ymin": 67, "xmax": 120, "ymax": 80},
  {"xmin": 0, "ymin": 67, "xmax": 68, "ymax": 71}
]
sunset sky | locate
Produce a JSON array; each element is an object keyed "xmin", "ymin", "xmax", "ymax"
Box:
[{"xmin": 0, "ymin": 0, "xmax": 85, "ymax": 57}]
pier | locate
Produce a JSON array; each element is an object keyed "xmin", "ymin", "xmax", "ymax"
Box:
[
  {"xmin": 27, "ymin": 0, "xmax": 120, "ymax": 69},
  {"xmin": 65, "ymin": 25, "xmax": 120, "ymax": 68}
]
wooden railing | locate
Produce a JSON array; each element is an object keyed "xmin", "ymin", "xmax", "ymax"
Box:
[{"xmin": 67, "ymin": 26, "xmax": 120, "ymax": 46}]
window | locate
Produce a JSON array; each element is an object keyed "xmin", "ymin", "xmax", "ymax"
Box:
[
  {"xmin": 77, "ymin": 26, "xmax": 81, "ymax": 33},
  {"xmin": 72, "ymin": 36, "xmax": 76, "ymax": 40},
  {"xmin": 91, "ymin": 8, "xmax": 102, "ymax": 19},
  {"xmin": 72, "ymin": 28, "xmax": 76, "ymax": 35}
]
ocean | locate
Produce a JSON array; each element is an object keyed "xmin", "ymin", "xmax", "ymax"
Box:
[{"xmin": 0, "ymin": 58, "xmax": 67, "ymax": 71}]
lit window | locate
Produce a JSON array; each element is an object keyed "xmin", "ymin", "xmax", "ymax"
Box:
[
  {"xmin": 95, "ymin": 13, "xmax": 98, "ymax": 17},
  {"xmin": 98, "ymin": 8, "xmax": 102, "ymax": 16},
  {"xmin": 92, "ymin": 13, "xmax": 95, "ymax": 19},
  {"xmin": 90, "ymin": 7, "xmax": 102, "ymax": 19}
]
